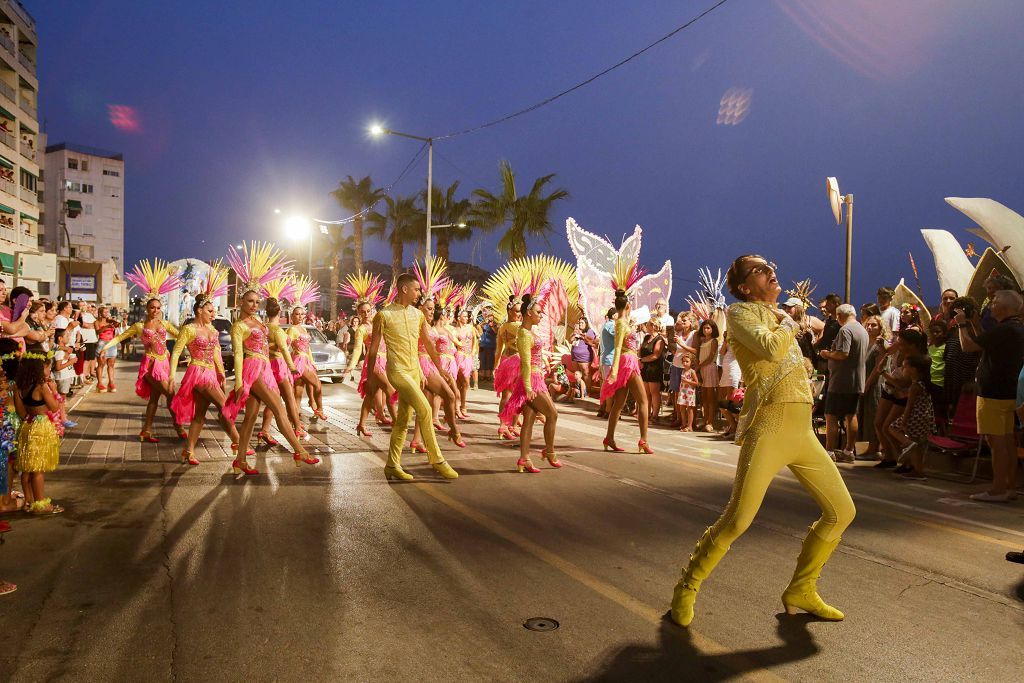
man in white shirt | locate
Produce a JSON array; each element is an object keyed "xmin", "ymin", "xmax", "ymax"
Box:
[
  {"xmin": 877, "ymin": 287, "xmax": 900, "ymax": 334},
  {"xmin": 79, "ymin": 302, "xmax": 98, "ymax": 383}
]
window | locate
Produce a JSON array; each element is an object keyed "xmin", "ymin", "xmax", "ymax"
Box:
[
  {"xmin": 81, "ymin": 183, "xmax": 94, "ymax": 194},
  {"xmin": 83, "ymin": 203, "xmax": 92, "ymax": 215},
  {"xmin": 81, "ymin": 159, "xmax": 89, "ymax": 172},
  {"xmin": 102, "ymin": 168, "xmax": 120, "ymax": 177},
  {"xmin": 19, "ymin": 169, "xmax": 35, "ymax": 191},
  {"xmin": 67, "ymin": 158, "xmax": 78, "ymax": 170},
  {"xmin": 65, "ymin": 180, "xmax": 80, "ymax": 192},
  {"xmin": 104, "ymin": 185, "xmax": 120, "ymax": 198}
]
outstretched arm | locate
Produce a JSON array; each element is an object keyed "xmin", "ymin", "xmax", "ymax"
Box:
[
  {"xmin": 162, "ymin": 320, "xmax": 180, "ymax": 339},
  {"xmin": 100, "ymin": 321, "xmax": 142, "ymax": 353}
]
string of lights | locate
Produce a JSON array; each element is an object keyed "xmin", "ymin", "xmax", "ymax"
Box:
[{"xmin": 434, "ymin": 0, "xmax": 731, "ymax": 140}]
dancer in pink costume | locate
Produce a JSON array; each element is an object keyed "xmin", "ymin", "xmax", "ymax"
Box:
[
  {"xmin": 341, "ymin": 271, "xmax": 396, "ymax": 436},
  {"xmin": 287, "ymin": 274, "xmax": 328, "ymax": 428}
]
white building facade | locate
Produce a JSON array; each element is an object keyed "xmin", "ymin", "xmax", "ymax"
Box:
[{"xmin": 0, "ymin": 0, "xmax": 44, "ymax": 290}]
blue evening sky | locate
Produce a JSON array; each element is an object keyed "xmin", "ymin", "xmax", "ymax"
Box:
[{"xmin": 28, "ymin": 0, "xmax": 1024, "ymax": 307}]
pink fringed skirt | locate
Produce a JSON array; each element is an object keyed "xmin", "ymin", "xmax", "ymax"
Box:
[
  {"xmin": 599, "ymin": 354, "xmax": 641, "ymax": 401},
  {"xmin": 357, "ymin": 354, "xmax": 388, "ymax": 398},
  {"xmin": 438, "ymin": 355, "xmax": 459, "ymax": 378},
  {"xmin": 499, "ymin": 369, "xmax": 548, "ymax": 425},
  {"xmin": 222, "ymin": 356, "xmax": 278, "ymax": 422},
  {"xmin": 136, "ymin": 354, "xmax": 170, "ymax": 399},
  {"xmin": 419, "ymin": 354, "xmax": 438, "ymax": 381},
  {"xmin": 493, "ymin": 354, "xmax": 520, "ymax": 394},
  {"xmin": 170, "ymin": 364, "xmax": 221, "ymax": 425},
  {"xmin": 294, "ymin": 353, "xmax": 313, "ymax": 377},
  {"xmin": 455, "ymin": 351, "xmax": 473, "ymax": 378},
  {"xmin": 270, "ymin": 357, "xmax": 294, "ymax": 386}
]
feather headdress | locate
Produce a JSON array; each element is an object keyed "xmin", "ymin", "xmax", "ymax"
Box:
[
  {"xmin": 226, "ymin": 241, "xmax": 292, "ymax": 297},
  {"xmin": 455, "ymin": 282, "xmax": 478, "ymax": 311},
  {"xmin": 125, "ymin": 259, "xmax": 183, "ymax": 299},
  {"xmin": 697, "ymin": 267, "xmax": 726, "ymax": 310},
  {"xmin": 686, "ymin": 296, "xmax": 713, "ymax": 322},
  {"xmin": 203, "ymin": 259, "xmax": 230, "ymax": 300},
  {"xmin": 436, "ymin": 282, "xmax": 460, "ymax": 313},
  {"xmin": 261, "ymin": 276, "xmax": 297, "ymax": 304},
  {"xmin": 784, "ymin": 278, "xmax": 818, "ymax": 310},
  {"xmin": 340, "ymin": 271, "xmax": 385, "ymax": 308},
  {"xmin": 610, "ymin": 254, "xmax": 646, "ymax": 294},
  {"xmin": 384, "ymin": 276, "xmax": 399, "ymax": 305},
  {"xmin": 412, "ymin": 257, "xmax": 449, "ymax": 303},
  {"xmin": 289, "ymin": 273, "xmax": 321, "ymax": 308},
  {"xmin": 483, "ymin": 255, "xmax": 579, "ymax": 323}
]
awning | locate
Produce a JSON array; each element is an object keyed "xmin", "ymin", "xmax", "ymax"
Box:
[
  {"xmin": 0, "ymin": 106, "xmax": 13, "ymax": 121},
  {"xmin": 0, "ymin": 155, "xmax": 12, "ymax": 170},
  {"xmin": 0, "ymin": 252, "xmax": 14, "ymax": 274},
  {"xmin": 66, "ymin": 199, "xmax": 82, "ymax": 211},
  {"xmin": 0, "ymin": 203, "xmax": 14, "ymax": 214},
  {"xmin": 19, "ymin": 212, "xmax": 35, "ymax": 221}
]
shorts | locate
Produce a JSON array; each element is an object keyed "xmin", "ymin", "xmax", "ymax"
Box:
[
  {"xmin": 83, "ymin": 342, "xmax": 97, "ymax": 361},
  {"xmin": 669, "ymin": 365, "xmax": 683, "ymax": 392},
  {"xmin": 880, "ymin": 389, "xmax": 907, "ymax": 408},
  {"xmin": 825, "ymin": 391, "xmax": 860, "ymax": 417},
  {"xmin": 976, "ymin": 396, "xmax": 1015, "ymax": 436},
  {"xmin": 103, "ymin": 345, "xmax": 117, "ymax": 359}
]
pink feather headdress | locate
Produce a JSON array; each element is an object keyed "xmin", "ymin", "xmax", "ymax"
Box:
[
  {"xmin": 384, "ymin": 276, "xmax": 399, "ymax": 305},
  {"xmin": 201, "ymin": 259, "xmax": 230, "ymax": 302},
  {"xmin": 125, "ymin": 259, "xmax": 183, "ymax": 299},
  {"xmin": 289, "ymin": 273, "xmax": 321, "ymax": 308},
  {"xmin": 226, "ymin": 241, "xmax": 292, "ymax": 297},
  {"xmin": 610, "ymin": 254, "xmax": 646, "ymax": 294},
  {"xmin": 412, "ymin": 257, "xmax": 450, "ymax": 303},
  {"xmin": 340, "ymin": 271, "xmax": 385, "ymax": 308}
]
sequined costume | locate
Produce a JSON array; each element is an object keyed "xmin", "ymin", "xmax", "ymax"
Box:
[
  {"xmin": 222, "ymin": 320, "xmax": 278, "ymax": 422},
  {"xmin": 377, "ymin": 303, "xmax": 444, "ymax": 468},
  {"xmin": 168, "ymin": 324, "xmax": 227, "ymax": 425},
  {"xmin": 492, "ymin": 321, "xmax": 522, "ymax": 394},
  {"xmin": 105, "ymin": 320, "xmax": 179, "ymax": 399},
  {"xmin": 454, "ymin": 325, "xmax": 475, "ymax": 377},
  {"xmin": 268, "ymin": 322, "xmax": 298, "ymax": 386},
  {"xmin": 500, "ymin": 326, "xmax": 548, "ymax": 423},
  {"xmin": 287, "ymin": 323, "xmax": 315, "ymax": 377},
  {"xmin": 435, "ymin": 331, "xmax": 460, "ymax": 378},
  {"xmin": 357, "ymin": 339, "xmax": 389, "ymax": 399},
  {"xmin": 670, "ymin": 301, "xmax": 856, "ymax": 626},
  {"xmin": 418, "ymin": 329, "xmax": 440, "ymax": 380},
  {"xmin": 599, "ymin": 320, "xmax": 642, "ymax": 400}
]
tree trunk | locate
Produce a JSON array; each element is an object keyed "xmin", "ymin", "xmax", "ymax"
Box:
[
  {"xmin": 329, "ymin": 252, "xmax": 340, "ymax": 320},
  {"xmin": 353, "ymin": 217, "xmax": 364, "ymax": 272},
  {"xmin": 391, "ymin": 240, "xmax": 404, "ymax": 277},
  {"xmin": 437, "ymin": 231, "xmax": 450, "ymax": 262}
]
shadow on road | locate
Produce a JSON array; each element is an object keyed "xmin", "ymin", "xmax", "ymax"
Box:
[{"xmin": 580, "ymin": 613, "xmax": 819, "ymax": 682}]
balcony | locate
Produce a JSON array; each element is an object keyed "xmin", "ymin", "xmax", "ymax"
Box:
[
  {"xmin": 0, "ymin": 130, "xmax": 12, "ymax": 151},
  {"xmin": 18, "ymin": 98, "xmax": 33, "ymax": 118},
  {"xmin": 0, "ymin": 81, "xmax": 12, "ymax": 103},
  {"xmin": 18, "ymin": 143, "xmax": 32, "ymax": 162},
  {"xmin": 18, "ymin": 184, "xmax": 34, "ymax": 202},
  {"xmin": 0, "ymin": 177, "xmax": 13, "ymax": 196},
  {"xmin": 0, "ymin": 32, "xmax": 12, "ymax": 56},
  {"xmin": 17, "ymin": 51, "xmax": 32, "ymax": 72},
  {"xmin": 0, "ymin": 225, "xmax": 15, "ymax": 244}
]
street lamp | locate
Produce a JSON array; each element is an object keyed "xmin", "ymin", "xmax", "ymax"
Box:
[
  {"xmin": 826, "ymin": 177, "xmax": 854, "ymax": 303},
  {"xmin": 284, "ymin": 215, "xmax": 313, "ymax": 278},
  {"xmin": 370, "ymin": 123, "xmax": 437, "ymax": 263}
]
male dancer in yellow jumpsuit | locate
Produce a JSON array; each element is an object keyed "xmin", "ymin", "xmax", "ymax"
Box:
[
  {"xmin": 364, "ymin": 272, "xmax": 459, "ymax": 481},
  {"xmin": 670, "ymin": 254, "xmax": 855, "ymax": 626}
]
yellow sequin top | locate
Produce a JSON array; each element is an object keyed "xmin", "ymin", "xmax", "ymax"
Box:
[
  {"xmin": 373, "ymin": 303, "xmax": 426, "ymax": 379},
  {"xmin": 286, "ymin": 324, "xmax": 316, "ymax": 365},
  {"xmin": 495, "ymin": 321, "xmax": 521, "ymax": 358},
  {"xmin": 727, "ymin": 301, "xmax": 812, "ymax": 406},
  {"xmin": 268, "ymin": 323, "xmax": 298, "ymax": 372},
  {"xmin": 168, "ymin": 323, "xmax": 226, "ymax": 376},
  {"xmin": 345, "ymin": 322, "xmax": 372, "ymax": 373}
]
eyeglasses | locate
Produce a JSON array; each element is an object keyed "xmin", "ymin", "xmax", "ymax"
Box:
[{"xmin": 743, "ymin": 261, "xmax": 777, "ymax": 279}]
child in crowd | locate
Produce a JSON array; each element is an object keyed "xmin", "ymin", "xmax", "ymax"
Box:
[
  {"xmin": 675, "ymin": 354, "xmax": 699, "ymax": 431},
  {"xmin": 0, "ymin": 338, "xmax": 22, "ymax": 514},
  {"xmin": 14, "ymin": 350, "xmax": 64, "ymax": 515},
  {"xmin": 52, "ymin": 329, "xmax": 78, "ymax": 430},
  {"xmin": 889, "ymin": 354, "xmax": 935, "ymax": 481},
  {"xmin": 926, "ymin": 321, "xmax": 948, "ymax": 434}
]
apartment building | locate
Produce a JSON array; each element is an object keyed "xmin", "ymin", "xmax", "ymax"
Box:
[
  {"xmin": 42, "ymin": 142, "xmax": 125, "ymax": 302},
  {"xmin": 0, "ymin": 0, "xmax": 43, "ymax": 288}
]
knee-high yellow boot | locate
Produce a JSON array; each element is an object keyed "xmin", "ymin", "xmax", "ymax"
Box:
[
  {"xmin": 670, "ymin": 528, "xmax": 730, "ymax": 627},
  {"xmin": 781, "ymin": 528, "xmax": 844, "ymax": 621}
]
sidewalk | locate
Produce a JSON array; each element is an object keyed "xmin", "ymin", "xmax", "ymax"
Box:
[{"xmin": 60, "ymin": 361, "xmax": 376, "ymax": 465}]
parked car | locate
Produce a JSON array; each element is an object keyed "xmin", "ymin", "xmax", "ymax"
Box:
[{"xmin": 280, "ymin": 324, "xmax": 347, "ymax": 381}]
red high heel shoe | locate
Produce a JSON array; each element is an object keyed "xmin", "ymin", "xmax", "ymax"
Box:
[
  {"xmin": 181, "ymin": 449, "xmax": 200, "ymax": 466},
  {"xmin": 448, "ymin": 432, "xmax": 466, "ymax": 448},
  {"xmin": 517, "ymin": 457, "xmax": 541, "ymax": 473},
  {"xmin": 256, "ymin": 431, "xmax": 279, "ymax": 447},
  {"xmin": 231, "ymin": 458, "xmax": 259, "ymax": 475},
  {"xmin": 603, "ymin": 438, "xmax": 625, "ymax": 453},
  {"xmin": 231, "ymin": 443, "xmax": 256, "ymax": 457},
  {"xmin": 313, "ymin": 409, "xmax": 328, "ymax": 421},
  {"xmin": 295, "ymin": 426, "xmax": 309, "ymax": 439},
  {"xmin": 498, "ymin": 425, "xmax": 514, "ymax": 440},
  {"xmin": 175, "ymin": 425, "xmax": 188, "ymax": 440},
  {"xmin": 293, "ymin": 451, "xmax": 320, "ymax": 467},
  {"xmin": 357, "ymin": 424, "xmax": 372, "ymax": 437},
  {"xmin": 542, "ymin": 448, "xmax": 562, "ymax": 468},
  {"xmin": 410, "ymin": 441, "xmax": 428, "ymax": 453},
  {"xmin": 638, "ymin": 439, "xmax": 654, "ymax": 454},
  {"xmin": 138, "ymin": 430, "xmax": 159, "ymax": 443},
  {"xmin": 433, "ymin": 421, "xmax": 448, "ymax": 434}
]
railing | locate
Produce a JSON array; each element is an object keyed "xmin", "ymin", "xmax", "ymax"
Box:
[
  {"xmin": 0, "ymin": 80, "xmax": 13, "ymax": 102},
  {"xmin": 18, "ymin": 98, "xmax": 34, "ymax": 118},
  {"xmin": 0, "ymin": 32, "xmax": 13, "ymax": 56},
  {"xmin": 18, "ymin": 51, "xmax": 32, "ymax": 72},
  {"xmin": 19, "ymin": 184, "xmax": 34, "ymax": 201},
  {"xmin": 0, "ymin": 177, "xmax": 14, "ymax": 196},
  {"xmin": 18, "ymin": 143, "xmax": 32, "ymax": 161},
  {"xmin": 0, "ymin": 225, "xmax": 15, "ymax": 243}
]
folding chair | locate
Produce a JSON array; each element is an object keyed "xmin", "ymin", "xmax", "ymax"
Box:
[{"xmin": 927, "ymin": 389, "xmax": 985, "ymax": 482}]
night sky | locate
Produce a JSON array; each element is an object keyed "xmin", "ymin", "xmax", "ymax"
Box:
[{"xmin": 29, "ymin": 0, "xmax": 1024, "ymax": 308}]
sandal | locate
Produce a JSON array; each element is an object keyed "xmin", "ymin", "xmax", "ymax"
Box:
[
  {"xmin": 29, "ymin": 499, "xmax": 64, "ymax": 515},
  {"xmin": 0, "ymin": 580, "xmax": 16, "ymax": 596}
]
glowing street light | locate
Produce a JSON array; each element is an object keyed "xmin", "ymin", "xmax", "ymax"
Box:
[
  {"xmin": 369, "ymin": 123, "xmax": 385, "ymax": 137},
  {"xmin": 284, "ymin": 215, "xmax": 313, "ymax": 277}
]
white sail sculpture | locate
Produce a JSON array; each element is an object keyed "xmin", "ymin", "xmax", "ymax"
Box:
[
  {"xmin": 945, "ymin": 197, "xmax": 1024, "ymax": 285},
  {"xmin": 920, "ymin": 229, "xmax": 973, "ymax": 295}
]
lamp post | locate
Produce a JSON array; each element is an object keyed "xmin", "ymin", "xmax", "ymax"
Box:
[
  {"xmin": 369, "ymin": 124, "xmax": 435, "ymax": 262},
  {"xmin": 826, "ymin": 177, "xmax": 854, "ymax": 303}
]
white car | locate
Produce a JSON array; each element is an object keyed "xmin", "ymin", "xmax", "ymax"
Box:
[{"xmin": 280, "ymin": 324, "xmax": 347, "ymax": 381}]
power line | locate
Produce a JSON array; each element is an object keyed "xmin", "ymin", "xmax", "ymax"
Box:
[
  {"xmin": 314, "ymin": 142, "xmax": 428, "ymax": 225},
  {"xmin": 435, "ymin": 0, "xmax": 732, "ymax": 140}
]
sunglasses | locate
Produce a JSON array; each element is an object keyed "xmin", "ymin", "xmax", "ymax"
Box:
[{"xmin": 744, "ymin": 261, "xmax": 778, "ymax": 279}]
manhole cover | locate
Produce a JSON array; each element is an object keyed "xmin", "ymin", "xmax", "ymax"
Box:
[{"xmin": 523, "ymin": 617, "xmax": 559, "ymax": 632}]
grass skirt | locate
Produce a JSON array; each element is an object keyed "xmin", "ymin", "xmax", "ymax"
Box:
[
  {"xmin": 136, "ymin": 355, "xmax": 170, "ymax": 399},
  {"xmin": 17, "ymin": 415, "xmax": 60, "ymax": 473},
  {"xmin": 222, "ymin": 357, "xmax": 278, "ymax": 422},
  {"xmin": 600, "ymin": 354, "xmax": 641, "ymax": 401},
  {"xmin": 170, "ymin": 364, "xmax": 220, "ymax": 425}
]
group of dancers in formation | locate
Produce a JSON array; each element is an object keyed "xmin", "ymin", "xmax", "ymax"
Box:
[{"xmin": 112, "ymin": 225, "xmax": 853, "ymax": 626}]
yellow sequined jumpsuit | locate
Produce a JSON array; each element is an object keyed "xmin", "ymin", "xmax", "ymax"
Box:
[{"xmin": 671, "ymin": 301, "xmax": 856, "ymax": 626}]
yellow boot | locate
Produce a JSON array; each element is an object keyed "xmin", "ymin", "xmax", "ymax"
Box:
[
  {"xmin": 670, "ymin": 528, "xmax": 730, "ymax": 627},
  {"xmin": 431, "ymin": 459, "xmax": 459, "ymax": 479},
  {"xmin": 781, "ymin": 528, "xmax": 845, "ymax": 621}
]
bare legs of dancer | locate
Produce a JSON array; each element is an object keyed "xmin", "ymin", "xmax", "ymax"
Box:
[
  {"xmin": 605, "ymin": 374, "xmax": 650, "ymax": 452},
  {"xmin": 235, "ymin": 379, "xmax": 310, "ymax": 468},
  {"xmin": 519, "ymin": 391, "xmax": 560, "ymax": 470},
  {"xmin": 141, "ymin": 374, "xmax": 183, "ymax": 438}
]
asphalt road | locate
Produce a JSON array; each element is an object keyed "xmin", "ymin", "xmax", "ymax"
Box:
[{"xmin": 2, "ymin": 373, "xmax": 1023, "ymax": 682}]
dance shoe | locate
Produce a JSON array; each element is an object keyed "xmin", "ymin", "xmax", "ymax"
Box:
[
  {"xmin": 431, "ymin": 459, "xmax": 459, "ymax": 479},
  {"xmin": 781, "ymin": 529, "xmax": 845, "ymax": 621},
  {"xmin": 602, "ymin": 438, "xmax": 625, "ymax": 453},
  {"xmin": 542, "ymin": 448, "xmax": 562, "ymax": 468},
  {"xmin": 138, "ymin": 430, "xmax": 159, "ymax": 443},
  {"xmin": 257, "ymin": 431, "xmax": 279, "ymax": 447},
  {"xmin": 670, "ymin": 528, "xmax": 729, "ymax": 627},
  {"xmin": 384, "ymin": 465, "xmax": 414, "ymax": 481},
  {"xmin": 293, "ymin": 451, "xmax": 320, "ymax": 467},
  {"xmin": 638, "ymin": 439, "xmax": 654, "ymax": 455},
  {"xmin": 231, "ymin": 459, "xmax": 259, "ymax": 476},
  {"xmin": 180, "ymin": 449, "xmax": 200, "ymax": 466},
  {"xmin": 517, "ymin": 457, "xmax": 541, "ymax": 473}
]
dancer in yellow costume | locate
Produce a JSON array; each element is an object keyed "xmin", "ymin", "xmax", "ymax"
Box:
[
  {"xmin": 363, "ymin": 272, "xmax": 459, "ymax": 481},
  {"xmin": 670, "ymin": 254, "xmax": 856, "ymax": 626}
]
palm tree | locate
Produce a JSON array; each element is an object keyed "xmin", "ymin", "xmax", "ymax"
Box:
[
  {"xmin": 330, "ymin": 175, "xmax": 385, "ymax": 272},
  {"xmin": 424, "ymin": 181, "xmax": 473, "ymax": 263},
  {"xmin": 322, "ymin": 228, "xmax": 354, "ymax": 319},
  {"xmin": 471, "ymin": 160, "xmax": 569, "ymax": 260},
  {"xmin": 367, "ymin": 194, "xmax": 424, "ymax": 276}
]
